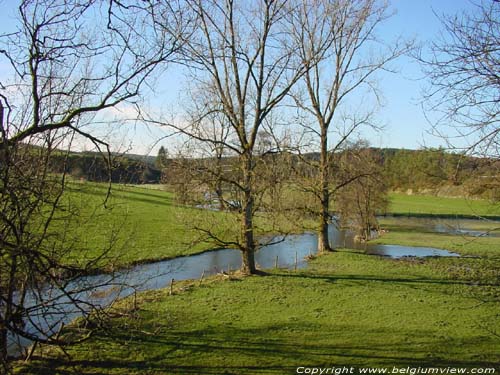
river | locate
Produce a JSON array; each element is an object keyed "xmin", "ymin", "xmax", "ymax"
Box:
[{"xmin": 7, "ymin": 216, "xmax": 497, "ymax": 357}]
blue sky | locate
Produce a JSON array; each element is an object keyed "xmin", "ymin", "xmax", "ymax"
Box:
[
  {"xmin": 375, "ymin": 0, "xmax": 475, "ymax": 151},
  {"xmin": 0, "ymin": 0, "xmax": 476, "ymax": 155}
]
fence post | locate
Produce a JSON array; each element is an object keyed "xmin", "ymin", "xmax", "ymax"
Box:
[
  {"xmin": 169, "ymin": 278, "xmax": 174, "ymax": 295},
  {"xmin": 199, "ymin": 270, "xmax": 205, "ymax": 286}
]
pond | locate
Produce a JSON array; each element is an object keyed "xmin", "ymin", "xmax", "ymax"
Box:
[
  {"xmin": 365, "ymin": 244, "xmax": 460, "ymax": 258},
  {"xmin": 7, "ymin": 216, "xmax": 492, "ymax": 357}
]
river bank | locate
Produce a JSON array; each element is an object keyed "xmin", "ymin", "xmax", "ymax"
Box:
[{"xmin": 13, "ymin": 216, "xmax": 500, "ymax": 373}]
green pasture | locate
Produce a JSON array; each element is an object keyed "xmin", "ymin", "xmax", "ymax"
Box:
[
  {"xmin": 49, "ymin": 182, "xmax": 234, "ymax": 269},
  {"xmin": 388, "ymin": 193, "xmax": 499, "ymax": 218},
  {"xmin": 16, "ymin": 229, "xmax": 500, "ymax": 373},
  {"xmin": 11, "ymin": 184, "xmax": 500, "ymax": 373}
]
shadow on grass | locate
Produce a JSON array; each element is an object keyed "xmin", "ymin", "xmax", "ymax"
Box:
[
  {"xmin": 276, "ymin": 271, "xmax": 474, "ymax": 287},
  {"xmin": 19, "ymin": 322, "xmax": 500, "ymax": 374},
  {"xmin": 66, "ymin": 183, "xmax": 175, "ymax": 208},
  {"xmin": 112, "ymin": 187, "xmax": 174, "ymax": 207}
]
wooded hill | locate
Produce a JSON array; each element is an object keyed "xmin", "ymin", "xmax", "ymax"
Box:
[
  {"xmin": 379, "ymin": 148, "xmax": 498, "ymax": 199},
  {"xmin": 53, "ymin": 148, "xmax": 498, "ymax": 199},
  {"xmin": 49, "ymin": 151, "xmax": 160, "ymax": 184}
]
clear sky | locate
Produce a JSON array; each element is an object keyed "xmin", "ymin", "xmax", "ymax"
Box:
[
  {"xmin": 374, "ymin": 0, "xmax": 475, "ymax": 151},
  {"xmin": 0, "ymin": 0, "xmax": 476, "ymax": 156}
]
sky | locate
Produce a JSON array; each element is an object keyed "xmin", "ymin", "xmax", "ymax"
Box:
[
  {"xmin": 0, "ymin": 0, "xmax": 477, "ymax": 156},
  {"xmin": 372, "ymin": 0, "xmax": 475, "ymax": 151}
]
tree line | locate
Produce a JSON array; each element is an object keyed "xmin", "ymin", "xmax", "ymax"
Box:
[
  {"xmin": 50, "ymin": 151, "xmax": 160, "ymax": 184},
  {"xmin": 42, "ymin": 146, "xmax": 499, "ymax": 202}
]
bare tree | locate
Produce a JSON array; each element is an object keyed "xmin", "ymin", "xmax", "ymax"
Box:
[
  {"xmin": 164, "ymin": 103, "xmax": 299, "ymax": 275},
  {"xmin": 335, "ymin": 143, "xmax": 388, "ymax": 241},
  {"xmin": 184, "ymin": 85, "xmax": 235, "ymax": 211},
  {"xmin": 421, "ymin": 3, "xmax": 500, "ymax": 336},
  {"xmin": 290, "ymin": 0, "xmax": 409, "ymax": 253},
  {"xmin": 0, "ymin": 0, "xmax": 185, "ymax": 370},
  {"xmin": 422, "ymin": 0, "xmax": 500, "ymax": 159},
  {"xmin": 150, "ymin": 0, "xmax": 309, "ymax": 274}
]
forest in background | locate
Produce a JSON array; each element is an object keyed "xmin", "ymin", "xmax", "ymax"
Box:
[{"xmin": 52, "ymin": 147, "xmax": 499, "ymax": 200}]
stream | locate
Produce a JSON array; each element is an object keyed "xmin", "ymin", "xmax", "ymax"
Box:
[{"xmin": 7, "ymin": 216, "xmax": 496, "ymax": 357}]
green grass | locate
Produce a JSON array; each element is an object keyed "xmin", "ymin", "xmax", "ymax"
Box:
[
  {"xmin": 49, "ymin": 182, "xmax": 237, "ymax": 269},
  {"xmin": 388, "ymin": 193, "xmax": 499, "ymax": 217},
  {"xmin": 15, "ymin": 227, "xmax": 500, "ymax": 374},
  {"xmin": 11, "ymin": 185, "xmax": 500, "ymax": 373},
  {"xmin": 49, "ymin": 182, "xmax": 301, "ymax": 270}
]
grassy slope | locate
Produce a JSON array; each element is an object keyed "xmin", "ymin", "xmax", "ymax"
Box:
[
  {"xmin": 54, "ymin": 182, "xmax": 235, "ymax": 268},
  {"xmin": 388, "ymin": 193, "xmax": 499, "ymax": 217}
]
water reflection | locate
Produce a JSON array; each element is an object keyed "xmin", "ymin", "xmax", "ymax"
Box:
[{"xmin": 366, "ymin": 244, "xmax": 460, "ymax": 258}]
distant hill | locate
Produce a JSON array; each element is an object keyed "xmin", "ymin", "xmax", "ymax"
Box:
[
  {"xmin": 49, "ymin": 147, "xmax": 499, "ymax": 199},
  {"xmin": 49, "ymin": 150, "xmax": 161, "ymax": 184},
  {"xmin": 119, "ymin": 152, "xmax": 157, "ymax": 166}
]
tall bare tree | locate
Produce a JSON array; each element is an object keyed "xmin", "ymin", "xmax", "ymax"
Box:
[
  {"xmin": 421, "ymin": 2, "xmax": 500, "ymax": 332},
  {"xmin": 422, "ymin": 0, "xmax": 500, "ymax": 159},
  {"xmin": 152, "ymin": 0, "xmax": 309, "ymax": 274},
  {"xmin": 0, "ymin": 0, "xmax": 185, "ymax": 369},
  {"xmin": 290, "ymin": 0, "xmax": 409, "ymax": 253}
]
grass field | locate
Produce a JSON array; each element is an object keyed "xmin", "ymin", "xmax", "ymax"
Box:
[
  {"xmin": 11, "ymin": 185, "xmax": 500, "ymax": 373},
  {"xmin": 15, "ymin": 229, "xmax": 500, "ymax": 374},
  {"xmin": 388, "ymin": 193, "xmax": 499, "ymax": 217},
  {"xmin": 51, "ymin": 182, "xmax": 235, "ymax": 269}
]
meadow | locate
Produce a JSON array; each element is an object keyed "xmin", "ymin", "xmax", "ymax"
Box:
[
  {"xmin": 388, "ymin": 193, "xmax": 499, "ymax": 218},
  {"xmin": 52, "ymin": 182, "xmax": 235, "ymax": 269},
  {"xmin": 13, "ymin": 184, "xmax": 500, "ymax": 373},
  {"xmin": 16, "ymin": 232, "xmax": 500, "ymax": 373},
  {"xmin": 55, "ymin": 183, "xmax": 500, "ymax": 270}
]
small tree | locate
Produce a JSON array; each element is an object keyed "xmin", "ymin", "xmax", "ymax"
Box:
[
  {"xmin": 155, "ymin": 146, "xmax": 169, "ymax": 170},
  {"xmin": 335, "ymin": 145, "xmax": 388, "ymax": 241}
]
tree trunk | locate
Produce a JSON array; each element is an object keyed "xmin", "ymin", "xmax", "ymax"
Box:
[
  {"xmin": 215, "ymin": 155, "xmax": 226, "ymax": 211},
  {"xmin": 240, "ymin": 153, "xmax": 257, "ymax": 275},
  {"xmin": 1, "ymin": 256, "xmax": 17, "ymax": 366},
  {"xmin": 241, "ymin": 243, "xmax": 256, "ymax": 275},
  {"xmin": 318, "ymin": 127, "xmax": 333, "ymax": 253},
  {"xmin": 215, "ymin": 182, "xmax": 225, "ymax": 211},
  {"xmin": 0, "ymin": 324, "xmax": 7, "ymax": 367}
]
